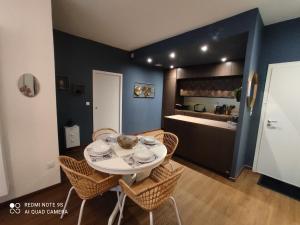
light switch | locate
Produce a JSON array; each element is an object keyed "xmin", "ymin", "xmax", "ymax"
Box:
[{"xmin": 86, "ymin": 101, "xmax": 90, "ymax": 106}]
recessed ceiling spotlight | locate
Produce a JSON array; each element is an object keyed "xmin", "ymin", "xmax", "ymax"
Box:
[
  {"xmin": 201, "ymin": 45, "xmax": 208, "ymax": 52},
  {"xmin": 170, "ymin": 65, "xmax": 174, "ymax": 69},
  {"xmin": 221, "ymin": 57, "xmax": 227, "ymax": 62},
  {"xmin": 147, "ymin": 57, "xmax": 152, "ymax": 63},
  {"xmin": 169, "ymin": 52, "xmax": 176, "ymax": 59}
]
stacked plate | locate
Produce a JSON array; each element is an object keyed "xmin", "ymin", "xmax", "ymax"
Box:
[
  {"xmin": 140, "ymin": 136, "xmax": 157, "ymax": 145},
  {"xmin": 133, "ymin": 145, "xmax": 155, "ymax": 163},
  {"xmin": 88, "ymin": 140, "xmax": 111, "ymax": 157},
  {"xmin": 104, "ymin": 133, "xmax": 119, "ymax": 142}
]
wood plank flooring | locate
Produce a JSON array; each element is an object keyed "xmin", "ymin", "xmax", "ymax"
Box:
[{"xmin": 0, "ymin": 131, "xmax": 299, "ymax": 225}]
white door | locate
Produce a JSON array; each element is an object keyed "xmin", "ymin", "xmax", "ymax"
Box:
[
  {"xmin": 93, "ymin": 70, "xmax": 122, "ymax": 133},
  {"xmin": 254, "ymin": 61, "xmax": 300, "ymax": 187}
]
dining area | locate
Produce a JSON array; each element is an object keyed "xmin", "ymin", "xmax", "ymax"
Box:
[{"xmin": 58, "ymin": 129, "xmax": 184, "ymax": 225}]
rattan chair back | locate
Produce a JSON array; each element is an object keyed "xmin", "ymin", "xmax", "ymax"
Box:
[
  {"xmin": 120, "ymin": 165, "xmax": 184, "ymax": 211},
  {"xmin": 155, "ymin": 132, "xmax": 179, "ymax": 162},
  {"xmin": 92, "ymin": 128, "xmax": 118, "ymax": 141},
  {"xmin": 58, "ymin": 156, "xmax": 119, "ymax": 199}
]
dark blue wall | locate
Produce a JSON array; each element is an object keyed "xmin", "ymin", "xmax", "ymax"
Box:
[
  {"xmin": 231, "ymin": 12, "xmax": 263, "ymax": 176},
  {"xmin": 53, "ymin": 30, "xmax": 163, "ymax": 151},
  {"xmin": 247, "ymin": 17, "xmax": 300, "ymax": 164}
]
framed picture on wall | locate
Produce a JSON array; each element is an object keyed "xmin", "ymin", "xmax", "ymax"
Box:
[
  {"xmin": 56, "ymin": 76, "xmax": 69, "ymax": 90},
  {"xmin": 134, "ymin": 82, "xmax": 155, "ymax": 98}
]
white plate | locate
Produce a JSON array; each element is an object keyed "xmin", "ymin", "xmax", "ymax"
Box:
[
  {"xmin": 105, "ymin": 133, "xmax": 119, "ymax": 142},
  {"xmin": 133, "ymin": 154, "xmax": 156, "ymax": 163},
  {"xmin": 88, "ymin": 149, "xmax": 112, "ymax": 157},
  {"xmin": 89, "ymin": 140, "xmax": 111, "ymax": 154},
  {"xmin": 133, "ymin": 148, "xmax": 154, "ymax": 162},
  {"xmin": 140, "ymin": 136, "xmax": 157, "ymax": 145}
]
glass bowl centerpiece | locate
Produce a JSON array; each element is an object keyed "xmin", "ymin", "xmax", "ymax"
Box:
[{"xmin": 117, "ymin": 135, "xmax": 138, "ymax": 149}]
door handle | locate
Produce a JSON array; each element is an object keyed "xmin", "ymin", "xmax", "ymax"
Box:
[
  {"xmin": 267, "ymin": 120, "xmax": 278, "ymax": 127},
  {"xmin": 267, "ymin": 120, "xmax": 277, "ymax": 123}
]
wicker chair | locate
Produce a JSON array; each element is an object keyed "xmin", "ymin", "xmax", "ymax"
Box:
[
  {"xmin": 154, "ymin": 132, "xmax": 179, "ymax": 164},
  {"xmin": 117, "ymin": 165, "xmax": 184, "ymax": 225},
  {"xmin": 92, "ymin": 128, "xmax": 118, "ymax": 141},
  {"xmin": 58, "ymin": 156, "xmax": 120, "ymax": 225}
]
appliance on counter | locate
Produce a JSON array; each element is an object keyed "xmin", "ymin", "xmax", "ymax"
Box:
[
  {"xmin": 214, "ymin": 104, "xmax": 235, "ymax": 115},
  {"xmin": 194, "ymin": 104, "xmax": 206, "ymax": 112},
  {"xmin": 175, "ymin": 104, "xmax": 190, "ymax": 110},
  {"xmin": 215, "ymin": 105, "xmax": 226, "ymax": 114},
  {"xmin": 230, "ymin": 114, "xmax": 239, "ymax": 123}
]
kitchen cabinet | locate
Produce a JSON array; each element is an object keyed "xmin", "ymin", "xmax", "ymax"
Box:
[
  {"xmin": 164, "ymin": 115, "xmax": 236, "ymax": 177},
  {"xmin": 161, "ymin": 61, "xmax": 243, "ymax": 125},
  {"xmin": 176, "ymin": 61, "xmax": 243, "ymax": 79},
  {"xmin": 162, "ymin": 69, "xmax": 177, "ymax": 127}
]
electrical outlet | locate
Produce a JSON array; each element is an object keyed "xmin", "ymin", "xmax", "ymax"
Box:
[{"xmin": 46, "ymin": 161, "xmax": 55, "ymax": 169}]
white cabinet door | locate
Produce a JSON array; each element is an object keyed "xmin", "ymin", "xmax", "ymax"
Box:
[
  {"xmin": 254, "ymin": 62, "xmax": 300, "ymax": 187},
  {"xmin": 93, "ymin": 71, "xmax": 122, "ymax": 133}
]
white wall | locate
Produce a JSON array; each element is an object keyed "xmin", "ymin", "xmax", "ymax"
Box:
[
  {"xmin": 0, "ymin": 0, "xmax": 60, "ymax": 202},
  {"xmin": 0, "ymin": 117, "xmax": 8, "ymax": 197}
]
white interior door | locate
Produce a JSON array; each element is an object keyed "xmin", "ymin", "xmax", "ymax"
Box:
[
  {"xmin": 93, "ymin": 70, "xmax": 122, "ymax": 133},
  {"xmin": 254, "ymin": 61, "xmax": 300, "ymax": 187}
]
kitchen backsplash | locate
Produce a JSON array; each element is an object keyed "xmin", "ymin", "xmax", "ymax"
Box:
[{"xmin": 183, "ymin": 97, "xmax": 240, "ymax": 114}]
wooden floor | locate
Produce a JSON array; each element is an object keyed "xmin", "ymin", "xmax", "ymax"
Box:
[{"xmin": 1, "ymin": 131, "xmax": 299, "ymax": 225}]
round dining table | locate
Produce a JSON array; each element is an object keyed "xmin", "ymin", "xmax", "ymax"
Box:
[{"xmin": 83, "ymin": 135, "xmax": 167, "ymax": 225}]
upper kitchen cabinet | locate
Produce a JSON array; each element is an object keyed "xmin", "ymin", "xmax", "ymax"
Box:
[{"xmin": 176, "ymin": 61, "xmax": 244, "ymax": 79}]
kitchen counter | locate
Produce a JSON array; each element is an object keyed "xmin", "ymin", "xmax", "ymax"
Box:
[
  {"xmin": 164, "ymin": 115, "xmax": 236, "ymax": 177},
  {"xmin": 165, "ymin": 115, "xmax": 236, "ymax": 131}
]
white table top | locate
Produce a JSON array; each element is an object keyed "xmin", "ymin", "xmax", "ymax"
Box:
[{"xmin": 84, "ymin": 137, "xmax": 167, "ymax": 175}]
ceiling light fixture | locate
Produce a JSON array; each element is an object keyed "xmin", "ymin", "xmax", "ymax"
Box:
[
  {"xmin": 201, "ymin": 45, "xmax": 208, "ymax": 52},
  {"xmin": 221, "ymin": 57, "xmax": 227, "ymax": 62},
  {"xmin": 170, "ymin": 65, "xmax": 174, "ymax": 69},
  {"xmin": 169, "ymin": 52, "xmax": 176, "ymax": 59},
  {"xmin": 147, "ymin": 57, "xmax": 152, "ymax": 63}
]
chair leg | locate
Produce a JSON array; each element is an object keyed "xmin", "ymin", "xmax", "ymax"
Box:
[
  {"xmin": 77, "ymin": 200, "xmax": 86, "ymax": 225},
  {"xmin": 60, "ymin": 186, "xmax": 75, "ymax": 219},
  {"xmin": 169, "ymin": 196, "xmax": 182, "ymax": 225},
  {"xmin": 149, "ymin": 211, "xmax": 154, "ymax": 225},
  {"xmin": 116, "ymin": 191, "xmax": 121, "ymax": 210},
  {"xmin": 117, "ymin": 194, "xmax": 127, "ymax": 225}
]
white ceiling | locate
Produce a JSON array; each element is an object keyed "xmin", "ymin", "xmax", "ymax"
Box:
[{"xmin": 52, "ymin": 0, "xmax": 300, "ymax": 51}]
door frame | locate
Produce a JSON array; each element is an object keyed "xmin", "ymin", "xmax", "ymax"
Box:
[
  {"xmin": 92, "ymin": 70, "xmax": 123, "ymax": 133},
  {"xmin": 253, "ymin": 61, "xmax": 300, "ymax": 171}
]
